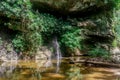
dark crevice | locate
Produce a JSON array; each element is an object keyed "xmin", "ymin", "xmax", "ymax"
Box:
[{"xmin": 32, "ymin": 2, "xmax": 114, "ymax": 18}]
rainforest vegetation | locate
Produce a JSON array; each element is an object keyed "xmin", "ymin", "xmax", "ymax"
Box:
[
  {"xmin": 1, "ymin": 1, "xmax": 120, "ymax": 80},
  {"xmin": 0, "ymin": 0, "xmax": 120, "ymax": 60}
]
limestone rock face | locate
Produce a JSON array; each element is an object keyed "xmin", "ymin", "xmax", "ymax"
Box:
[
  {"xmin": 0, "ymin": 43, "xmax": 18, "ymax": 61},
  {"xmin": 31, "ymin": 0, "xmax": 115, "ymax": 45},
  {"xmin": 35, "ymin": 46, "xmax": 52, "ymax": 60},
  {"xmin": 111, "ymin": 47, "xmax": 120, "ymax": 63},
  {"xmin": 31, "ymin": 0, "xmax": 113, "ymax": 16},
  {"xmin": 0, "ymin": 28, "xmax": 18, "ymax": 62}
]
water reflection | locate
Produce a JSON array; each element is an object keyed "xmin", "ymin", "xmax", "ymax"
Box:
[
  {"xmin": 0, "ymin": 61, "xmax": 17, "ymax": 80},
  {"xmin": 36, "ymin": 59, "xmax": 52, "ymax": 68},
  {"xmin": 66, "ymin": 65, "xmax": 83, "ymax": 80},
  {"xmin": 0, "ymin": 58, "xmax": 119, "ymax": 80}
]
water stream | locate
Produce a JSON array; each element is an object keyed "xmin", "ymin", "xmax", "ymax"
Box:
[{"xmin": 52, "ymin": 36, "xmax": 62, "ymax": 73}]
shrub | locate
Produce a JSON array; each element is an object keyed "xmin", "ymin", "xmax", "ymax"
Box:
[
  {"xmin": 112, "ymin": 0, "xmax": 120, "ymax": 49},
  {"xmin": 12, "ymin": 32, "xmax": 42, "ymax": 53},
  {"xmin": 0, "ymin": 0, "xmax": 43, "ymax": 53},
  {"xmin": 25, "ymin": 32, "xmax": 42, "ymax": 52},
  {"xmin": 40, "ymin": 13, "xmax": 58, "ymax": 37},
  {"xmin": 61, "ymin": 29, "xmax": 83, "ymax": 50},
  {"xmin": 12, "ymin": 34, "xmax": 27, "ymax": 52},
  {"xmin": 88, "ymin": 46, "xmax": 109, "ymax": 58}
]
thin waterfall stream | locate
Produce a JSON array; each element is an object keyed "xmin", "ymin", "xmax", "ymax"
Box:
[{"xmin": 52, "ymin": 36, "xmax": 62, "ymax": 72}]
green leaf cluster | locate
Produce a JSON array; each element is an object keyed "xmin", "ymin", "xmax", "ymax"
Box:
[
  {"xmin": 61, "ymin": 29, "xmax": 82, "ymax": 50},
  {"xmin": 112, "ymin": 0, "xmax": 120, "ymax": 47},
  {"xmin": 12, "ymin": 34, "xmax": 27, "ymax": 52},
  {"xmin": 0, "ymin": 0, "xmax": 42, "ymax": 53},
  {"xmin": 88, "ymin": 46, "xmax": 109, "ymax": 58}
]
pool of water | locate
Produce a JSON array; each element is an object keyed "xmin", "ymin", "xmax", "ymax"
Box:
[{"xmin": 0, "ymin": 57, "xmax": 120, "ymax": 80}]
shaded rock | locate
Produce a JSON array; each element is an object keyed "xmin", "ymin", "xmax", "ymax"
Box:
[{"xmin": 31, "ymin": 0, "xmax": 114, "ymax": 17}]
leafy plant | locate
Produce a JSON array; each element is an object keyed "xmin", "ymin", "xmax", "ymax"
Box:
[
  {"xmin": 66, "ymin": 66, "xmax": 82, "ymax": 80},
  {"xmin": 88, "ymin": 46, "xmax": 109, "ymax": 58},
  {"xmin": 61, "ymin": 29, "xmax": 82, "ymax": 50},
  {"xmin": 40, "ymin": 13, "xmax": 58, "ymax": 37},
  {"xmin": 0, "ymin": 37, "xmax": 3, "ymax": 45},
  {"xmin": 113, "ymin": 2, "xmax": 120, "ymax": 47},
  {"xmin": 0, "ymin": 0, "xmax": 43, "ymax": 53},
  {"xmin": 12, "ymin": 34, "xmax": 27, "ymax": 52},
  {"xmin": 12, "ymin": 32, "xmax": 42, "ymax": 53},
  {"xmin": 25, "ymin": 32, "xmax": 42, "ymax": 52}
]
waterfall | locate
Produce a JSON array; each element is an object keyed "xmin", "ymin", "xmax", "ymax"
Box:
[
  {"xmin": 52, "ymin": 36, "xmax": 62, "ymax": 59},
  {"xmin": 52, "ymin": 36, "xmax": 62, "ymax": 72}
]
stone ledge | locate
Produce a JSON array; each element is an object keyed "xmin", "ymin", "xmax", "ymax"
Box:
[{"xmin": 31, "ymin": 0, "xmax": 114, "ymax": 17}]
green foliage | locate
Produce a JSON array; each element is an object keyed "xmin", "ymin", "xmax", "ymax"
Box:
[
  {"xmin": 12, "ymin": 34, "xmax": 27, "ymax": 52},
  {"xmin": 25, "ymin": 32, "xmax": 42, "ymax": 52},
  {"xmin": 0, "ymin": 0, "xmax": 32, "ymax": 17},
  {"xmin": 112, "ymin": 39, "xmax": 117, "ymax": 47},
  {"xmin": 88, "ymin": 46, "xmax": 109, "ymax": 58},
  {"xmin": 61, "ymin": 29, "xmax": 82, "ymax": 50},
  {"xmin": 12, "ymin": 32, "xmax": 42, "ymax": 53},
  {"xmin": 0, "ymin": 0, "xmax": 119, "ymax": 56},
  {"xmin": 114, "ymin": 0, "xmax": 120, "ymax": 9},
  {"xmin": 37, "ymin": 13, "xmax": 84, "ymax": 52},
  {"xmin": 0, "ymin": 37, "xmax": 3, "ymax": 45},
  {"xmin": 66, "ymin": 66, "xmax": 82, "ymax": 80},
  {"xmin": 0, "ymin": 0, "xmax": 41, "ymax": 31},
  {"xmin": 0, "ymin": 0, "xmax": 42, "ymax": 53},
  {"xmin": 58, "ymin": 20, "xmax": 73, "ymax": 35},
  {"xmin": 40, "ymin": 13, "xmax": 58, "ymax": 36},
  {"xmin": 40, "ymin": 14, "xmax": 73, "ymax": 37},
  {"xmin": 113, "ymin": 3, "xmax": 120, "ymax": 47}
]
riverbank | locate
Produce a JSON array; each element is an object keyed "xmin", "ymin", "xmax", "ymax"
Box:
[{"xmin": 69, "ymin": 56, "xmax": 120, "ymax": 68}]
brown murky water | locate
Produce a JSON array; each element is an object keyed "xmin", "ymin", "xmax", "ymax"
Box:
[{"xmin": 0, "ymin": 58, "xmax": 120, "ymax": 80}]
